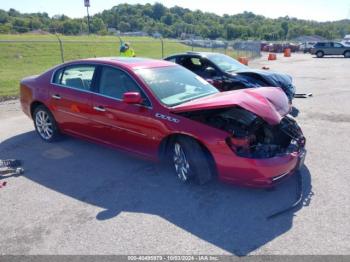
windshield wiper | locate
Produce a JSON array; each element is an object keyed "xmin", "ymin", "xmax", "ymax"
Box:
[
  {"xmin": 169, "ymin": 92, "xmax": 217, "ymax": 107},
  {"xmin": 226, "ymin": 69, "xmax": 239, "ymax": 73}
]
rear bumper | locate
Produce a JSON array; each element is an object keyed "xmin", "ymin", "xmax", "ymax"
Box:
[
  {"xmin": 214, "ymin": 146, "xmax": 306, "ymax": 188},
  {"xmin": 20, "ymin": 100, "xmax": 31, "ymax": 118},
  {"xmin": 20, "ymin": 83, "xmax": 33, "ymax": 119}
]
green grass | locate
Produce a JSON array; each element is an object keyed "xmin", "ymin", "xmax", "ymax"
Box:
[{"xmin": 0, "ymin": 34, "xmax": 246, "ymax": 99}]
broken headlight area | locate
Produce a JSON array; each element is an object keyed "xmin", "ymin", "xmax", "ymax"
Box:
[{"xmin": 180, "ymin": 107, "xmax": 305, "ymax": 159}]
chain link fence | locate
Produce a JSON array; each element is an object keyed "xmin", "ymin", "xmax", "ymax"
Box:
[
  {"xmin": 0, "ymin": 35, "xmax": 261, "ymax": 62},
  {"xmin": 0, "ymin": 33, "xmax": 261, "ymax": 99}
]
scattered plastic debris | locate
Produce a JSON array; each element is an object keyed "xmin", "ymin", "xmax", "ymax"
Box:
[{"xmin": 294, "ymin": 93, "xmax": 313, "ymax": 98}]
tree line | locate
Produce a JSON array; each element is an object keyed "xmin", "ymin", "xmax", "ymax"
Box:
[{"xmin": 1, "ymin": 3, "xmax": 349, "ymax": 40}]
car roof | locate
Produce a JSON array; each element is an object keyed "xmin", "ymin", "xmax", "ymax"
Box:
[
  {"xmin": 166, "ymin": 52, "xmax": 220, "ymax": 58},
  {"xmin": 64, "ymin": 57, "xmax": 175, "ymax": 70}
]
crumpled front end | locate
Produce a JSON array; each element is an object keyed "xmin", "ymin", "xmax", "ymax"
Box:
[
  {"xmin": 236, "ymin": 69, "xmax": 296, "ymax": 102},
  {"xmin": 177, "ymin": 99, "xmax": 305, "ymax": 187},
  {"xmin": 224, "ymin": 112, "xmax": 305, "ymax": 160},
  {"xmin": 262, "ymin": 72, "xmax": 296, "ymax": 102},
  {"xmin": 221, "ymin": 112, "xmax": 306, "ymax": 186}
]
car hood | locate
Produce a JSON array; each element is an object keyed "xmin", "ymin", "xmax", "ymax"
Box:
[
  {"xmin": 236, "ymin": 68, "xmax": 292, "ymax": 81},
  {"xmin": 234, "ymin": 69, "xmax": 295, "ymax": 100},
  {"xmin": 171, "ymin": 87, "xmax": 290, "ymax": 125}
]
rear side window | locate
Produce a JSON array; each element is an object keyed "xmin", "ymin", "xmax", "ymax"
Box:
[
  {"xmin": 53, "ymin": 65, "xmax": 96, "ymax": 91},
  {"xmin": 315, "ymin": 42, "xmax": 332, "ymax": 48},
  {"xmin": 333, "ymin": 43, "xmax": 343, "ymax": 48}
]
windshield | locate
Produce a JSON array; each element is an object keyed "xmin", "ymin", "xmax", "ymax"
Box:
[
  {"xmin": 136, "ymin": 66, "xmax": 218, "ymax": 107},
  {"xmin": 207, "ymin": 53, "xmax": 248, "ymax": 72}
]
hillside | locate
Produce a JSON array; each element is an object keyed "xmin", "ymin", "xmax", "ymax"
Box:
[{"xmin": 1, "ymin": 3, "xmax": 350, "ymax": 40}]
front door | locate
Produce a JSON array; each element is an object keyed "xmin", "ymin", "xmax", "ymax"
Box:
[
  {"xmin": 332, "ymin": 43, "xmax": 345, "ymax": 55},
  {"xmin": 90, "ymin": 65, "xmax": 161, "ymax": 157}
]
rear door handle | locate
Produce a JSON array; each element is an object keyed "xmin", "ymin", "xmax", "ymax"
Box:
[
  {"xmin": 52, "ymin": 94, "xmax": 61, "ymax": 100},
  {"xmin": 93, "ymin": 106, "xmax": 106, "ymax": 112}
]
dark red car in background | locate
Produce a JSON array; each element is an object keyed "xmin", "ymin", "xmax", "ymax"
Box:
[{"xmin": 20, "ymin": 57, "xmax": 306, "ymax": 188}]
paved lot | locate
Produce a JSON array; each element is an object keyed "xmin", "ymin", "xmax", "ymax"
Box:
[{"xmin": 0, "ymin": 53, "xmax": 349, "ymax": 256}]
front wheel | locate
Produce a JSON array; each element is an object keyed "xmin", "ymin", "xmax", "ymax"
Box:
[
  {"xmin": 33, "ymin": 105, "xmax": 60, "ymax": 142},
  {"xmin": 170, "ymin": 136, "xmax": 213, "ymax": 185},
  {"xmin": 344, "ymin": 51, "xmax": 350, "ymax": 58}
]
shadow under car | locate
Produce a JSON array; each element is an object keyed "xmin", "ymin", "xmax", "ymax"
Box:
[{"xmin": 0, "ymin": 131, "xmax": 313, "ymax": 256}]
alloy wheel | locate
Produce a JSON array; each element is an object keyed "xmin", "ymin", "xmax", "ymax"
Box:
[
  {"xmin": 35, "ymin": 110, "xmax": 53, "ymax": 140},
  {"xmin": 173, "ymin": 142, "xmax": 190, "ymax": 182}
]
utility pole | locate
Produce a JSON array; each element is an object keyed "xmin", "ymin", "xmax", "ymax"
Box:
[{"xmin": 84, "ymin": 0, "xmax": 91, "ymax": 35}]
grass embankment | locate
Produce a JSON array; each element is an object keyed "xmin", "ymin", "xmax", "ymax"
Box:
[{"xmin": 0, "ymin": 34, "xmax": 238, "ymax": 99}]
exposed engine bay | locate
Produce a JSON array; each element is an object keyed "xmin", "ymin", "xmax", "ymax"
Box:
[{"xmin": 179, "ymin": 107, "xmax": 305, "ymax": 159}]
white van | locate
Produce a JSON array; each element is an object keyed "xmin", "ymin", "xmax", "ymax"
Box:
[{"xmin": 342, "ymin": 35, "xmax": 350, "ymax": 46}]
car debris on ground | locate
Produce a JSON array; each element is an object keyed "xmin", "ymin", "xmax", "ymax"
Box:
[
  {"xmin": 294, "ymin": 93, "xmax": 313, "ymax": 98},
  {"xmin": 0, "ymin": 159, "xmax": 24, "ymax": 188}
]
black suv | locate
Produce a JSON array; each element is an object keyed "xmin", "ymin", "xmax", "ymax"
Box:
[
  {"xmin": 311, "ymin": 42, "xmax": 350, "ymax": 58},
  {"xmin": 164, "ymin": 52, "xmax": 296, "ymax": 101}
]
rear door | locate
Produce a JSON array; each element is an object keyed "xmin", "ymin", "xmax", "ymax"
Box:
[
  {"xmin": 49, "ymin": 64, "xmax": 97, "ymax": 138},
  {"xmin": 90, "ymin": 65, "xmax": 161, "ymax": 157},
  {"xmin": 323, "ymin": 42, "xmax": 333, "ymax": 55}
]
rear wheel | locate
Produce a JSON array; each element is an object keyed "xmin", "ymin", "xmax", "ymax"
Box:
[
  {"xmin": 33, "ymin": 105, "xmax": 60, "ymax": 142},
  {"xmin": 316, "ymin": 51, "xmax": 324, "ymax": 58},
  {"xmin": 344, "ymin": 51, "xmax": 350, "ymax": 58},
  {"xmin": 170, "ymin": 136, "xmax": 213, "ymax": 185}
]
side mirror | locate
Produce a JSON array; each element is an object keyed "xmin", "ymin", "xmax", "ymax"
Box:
[
  {"xmin": 123, "ymin": 92, "xmax": 142, "ymax": 104},
  {"xmin": 205, "ymin": 67, "xmax": 217, "ymax": 77}
]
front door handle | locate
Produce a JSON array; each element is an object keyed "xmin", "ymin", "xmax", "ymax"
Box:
[
  {"xmin": 52, "ymin": 94, "xmax": 61, "ymax": 100},
  {"xmin": 93, "ymin": 106, "xmax": 106, "ymax": 112}
]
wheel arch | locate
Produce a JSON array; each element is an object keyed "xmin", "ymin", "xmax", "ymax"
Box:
[
  {"xmin": 158, "ymin": 133, "xmax": 217, "ymax": 176},
  {"xmin": 30, "ymin": 100, "xmax": 47, "ymax": 118}
]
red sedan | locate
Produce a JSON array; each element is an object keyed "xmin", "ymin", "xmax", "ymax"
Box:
[{"xmin": 20, "ymin": 57, "xmax": 306, "ymax": 188}]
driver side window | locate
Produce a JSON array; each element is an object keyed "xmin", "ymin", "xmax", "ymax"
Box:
[
  {"xmin": 179, "ymin": 57, "xmax": 217, "ymax": 78},
  {"xmin": 98, "ymin": 66, "xmax": 150, "ymax": 106}
]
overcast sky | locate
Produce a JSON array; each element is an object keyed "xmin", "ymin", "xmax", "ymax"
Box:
[{"xmin": 1, "ymin": 0, "xmax": 350, "ymax": 21}]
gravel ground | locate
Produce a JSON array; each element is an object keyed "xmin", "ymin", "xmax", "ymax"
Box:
[{"xmin": 0, "ymin": 53, "xmax": 349, "ymax": 256}]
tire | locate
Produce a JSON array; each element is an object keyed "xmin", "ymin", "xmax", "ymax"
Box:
[
  {"xmin": 33, "ymin": 105, "xmax": 60, "ymax": 142},
  {"xmin": 170, "ymin": 136, "xmax": 213, "ymax": 185},
  {"xmin": 344, "ymin": 51, "xmax": 350, "ymax": 58},
  {"xmin": 316, "ymin": 51, "xmax": 324, "ymax": 58}
]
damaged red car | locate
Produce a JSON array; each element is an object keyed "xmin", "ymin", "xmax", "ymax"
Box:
[{"xmin": 20, "ymin": 57, "xmax": 306, "ymax": 188}]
